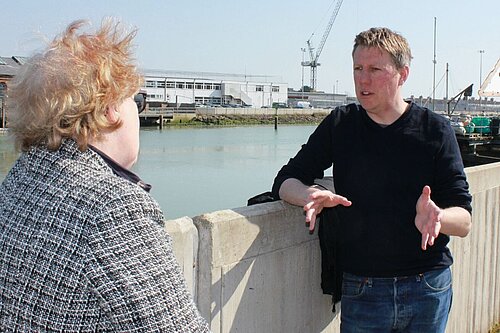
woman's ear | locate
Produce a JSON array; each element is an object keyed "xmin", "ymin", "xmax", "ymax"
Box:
[{"xmin": 105, "ymin": 105, "xmax": 120, "ymax": 123}]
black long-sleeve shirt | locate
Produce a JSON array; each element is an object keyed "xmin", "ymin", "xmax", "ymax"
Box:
[{"xmin": 272, "ymin": 102, "xmax": 472, "ymax": 277}]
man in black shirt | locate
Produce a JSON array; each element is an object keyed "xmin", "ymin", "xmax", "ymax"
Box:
[{"xmin": 272, "ymin": 27, "xmax": 472, "ymax": 333}]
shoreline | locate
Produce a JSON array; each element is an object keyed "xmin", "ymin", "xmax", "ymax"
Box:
[
  {"xmin": 141, "ymin": 107, "xmax": 500, "ymax": 128},
  {"xmin": 143, "ymin": 113, "xmax": 330, "ymax": 128}
]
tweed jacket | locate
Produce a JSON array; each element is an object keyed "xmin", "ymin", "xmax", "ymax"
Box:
[{"xmin": 0, "ymin": 139, "xmax": 210, "ymax": 332}]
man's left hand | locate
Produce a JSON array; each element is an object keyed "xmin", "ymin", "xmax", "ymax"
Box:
[{"xmin": 415, "ymin": 185, "xmax": 443, "ymax": 250}]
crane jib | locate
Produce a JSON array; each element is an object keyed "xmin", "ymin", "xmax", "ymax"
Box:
[{"xmin": 302, "ymin": 0, "xmax": 343, "ymax": 91}]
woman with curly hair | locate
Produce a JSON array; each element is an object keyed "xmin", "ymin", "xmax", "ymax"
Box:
[{"xmin": 0, "ymin": 19, "xmax": 210, "ymax": 332}]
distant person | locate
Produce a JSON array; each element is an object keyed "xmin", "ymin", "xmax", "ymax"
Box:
[
  {"xmin": 272, "ymin": 27, "xmax": 472, "ymax": 333},
  {"xmin": 0, "ymin": 19, "xmax": 210, "ymax": 332}
]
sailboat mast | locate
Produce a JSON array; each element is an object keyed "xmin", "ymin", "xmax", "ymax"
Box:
[
  {"xmin": 446, "ymin": 63, "xmax": 449, "ymax": 114},
  {"xmin": 432, "ymin": 17, "xmax": 437, "ymax": 112}
]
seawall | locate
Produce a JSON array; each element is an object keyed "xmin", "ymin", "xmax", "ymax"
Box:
[{"xmin": 165, "ymin": 162, "xmax": 500, "ymax": 333}]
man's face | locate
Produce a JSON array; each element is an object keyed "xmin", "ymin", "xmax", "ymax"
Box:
[{"xmin": 353, "ymin": 46, "xmax": 407, "ymax": 116}]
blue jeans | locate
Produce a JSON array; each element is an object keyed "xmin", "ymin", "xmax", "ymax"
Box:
[{"xmin": 340, "ymin": 267, "xmax": 452, "ymax": 333}]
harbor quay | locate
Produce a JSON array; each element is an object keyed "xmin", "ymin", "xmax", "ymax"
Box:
[
  {"xmin": 166, "ymin": 164, "xmax": 500, "ymax": 333},
  {"xmin": 138, "ymin": 107, "xmax": 333, "ymax": 127}
]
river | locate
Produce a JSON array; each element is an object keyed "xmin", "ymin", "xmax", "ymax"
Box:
[{"xmin": 0, "ymin": 125, "xmax": 329, "ymax": 219}]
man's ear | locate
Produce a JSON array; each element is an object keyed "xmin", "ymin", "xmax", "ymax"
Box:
[
  {"xmin": 399, "ymin": 65, "xmax": 410, "ymax": 86},
  {"xmin": 105, "ymin": 105, "xmax": 120, "ymax": 123}
]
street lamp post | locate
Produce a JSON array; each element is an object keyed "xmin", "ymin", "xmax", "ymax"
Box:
[
  {"xmin": 479, "ymin": 50, "xmax": 485, "ymax": 109},
  {"xmin": 301, "ymin": 48, "xmax": 306, "ymax": 100},
  {"xmin": 479, "ymin": 50, "xmax": 485, "ymax": 91}
]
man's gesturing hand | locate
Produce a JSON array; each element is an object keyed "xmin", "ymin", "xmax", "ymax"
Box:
[
  {"xmin": 303, "ymin": 190, "xmax": 352, "ymax": 233},
  {"xmin": 415, "ymin": 185, "xmax": 443, "ymax": 250}
]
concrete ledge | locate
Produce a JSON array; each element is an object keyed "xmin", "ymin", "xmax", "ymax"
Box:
[
  {"xmin": 164, "ymin": 216, "xmax": 199, "ymax": 297},
  {"xmin": 465, "ymin": 161, "xmax": 500, "ymax": 194},
  {"xmin": 193, "ymin": 202, "xmax": 317, "ymax": 266},
  {"xmin": 193, "ymin": 203, "xmax": 340, "ymax": 332},
  {"xmin": 446, "ymin": 162, "xmax": 500, "ymax": 332}
]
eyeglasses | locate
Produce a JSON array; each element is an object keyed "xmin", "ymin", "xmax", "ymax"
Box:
[{"xmin": 134, "ymin": 93, "xmax": 147, "ymax": 113}]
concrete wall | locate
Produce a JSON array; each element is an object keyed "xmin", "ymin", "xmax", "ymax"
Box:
[
  {"xmin": 446, "ymin": 162, "xmax": 500, "ymax": 333},
  {"xmin": 164, "ymin": 161, "xmax": 500, "ymax": 333},
  {"xmin": 196, "ymin": 107, "xmax": 331, "ymax": 116},
  {"xmin": 193, "ymin": 205, "xmax": 339, "ymax": 333}
]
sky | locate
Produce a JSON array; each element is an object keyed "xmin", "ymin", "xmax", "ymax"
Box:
[{"xmin": 1, "ymin": 0, "xmax": 499, "ymax": 99}]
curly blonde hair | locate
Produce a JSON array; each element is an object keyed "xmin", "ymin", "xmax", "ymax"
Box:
[
  {"xmin": 352, "ymin": 27, "xmax": 413, "ymax": 69},
  {"xmin": 8, "ymin": 19, "xmax": 143, "ymax": 151}
]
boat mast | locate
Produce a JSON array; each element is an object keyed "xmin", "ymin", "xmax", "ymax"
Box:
[
  {"xmin": 446, "ymin": 63, "xmax": 449, "ymax": 114},
  {"xmin": 432, "ymin": 17, "xmax": 437, "ymax": 112}
]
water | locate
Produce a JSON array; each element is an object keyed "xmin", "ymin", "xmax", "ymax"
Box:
[{"xmin": 0, "ymin": 125, "xmax": 328, "ymax": 219}]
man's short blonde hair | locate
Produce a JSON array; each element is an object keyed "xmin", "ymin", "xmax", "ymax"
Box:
[
  {"xmin": 352, "ymin": 27, "xmax": 413, "ymax": 69},
  {"xmin": 8, "ymin": 19, "xmax": 143, "ymax": 151}
]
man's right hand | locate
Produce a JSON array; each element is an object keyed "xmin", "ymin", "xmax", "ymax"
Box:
[{"xmin": 304, "ymin": 190, "xmax": 352, "ymax": 233}]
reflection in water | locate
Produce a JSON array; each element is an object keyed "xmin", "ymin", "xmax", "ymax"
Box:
[
  {"xmin": 132, "ymin": 126, "xmax": 322, "ymax": 219},
  {"xmin": 0, "ymin": 126, "xmax": 326, "ymax": 219}
]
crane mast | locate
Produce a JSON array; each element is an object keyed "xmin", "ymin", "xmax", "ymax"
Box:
[
  {"xmin": 301, "ymin": 0, "xmax": 343, "ymax": 91},
  {"xmin": 479, "ymin": 57, "xmax": 500, "ymax": 97}
]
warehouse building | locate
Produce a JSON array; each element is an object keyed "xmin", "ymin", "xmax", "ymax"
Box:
[{"xmin": 141, "ymin": 69, "xmax": 288, "ymax": 109}]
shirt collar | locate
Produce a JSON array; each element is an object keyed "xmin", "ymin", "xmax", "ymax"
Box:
[{"xmin": 89, "ymin": 145, "xmax": 152, "ymax": 193}]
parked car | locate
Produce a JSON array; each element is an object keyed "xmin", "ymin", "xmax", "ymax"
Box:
[{"xmin": 272, "ymin": 102, "xmax": 288, "ymax": 108}]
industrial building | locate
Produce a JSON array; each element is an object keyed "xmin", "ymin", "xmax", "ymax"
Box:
[
  {"xmin": 287, "ymin": 89, "xmax": 349, "ymax": 109},
  {"xmin": 141, "ymin": 69, "xmax": 288, "ymax": 109},
  {"xmin": 0, "ymin": 56, "xmax": 26, "ymax": 128}
]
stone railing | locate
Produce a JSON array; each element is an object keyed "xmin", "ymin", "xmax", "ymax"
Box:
[{"xmin": 165, "ymin": 161, "xmax": 500, "ymax": 333}]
